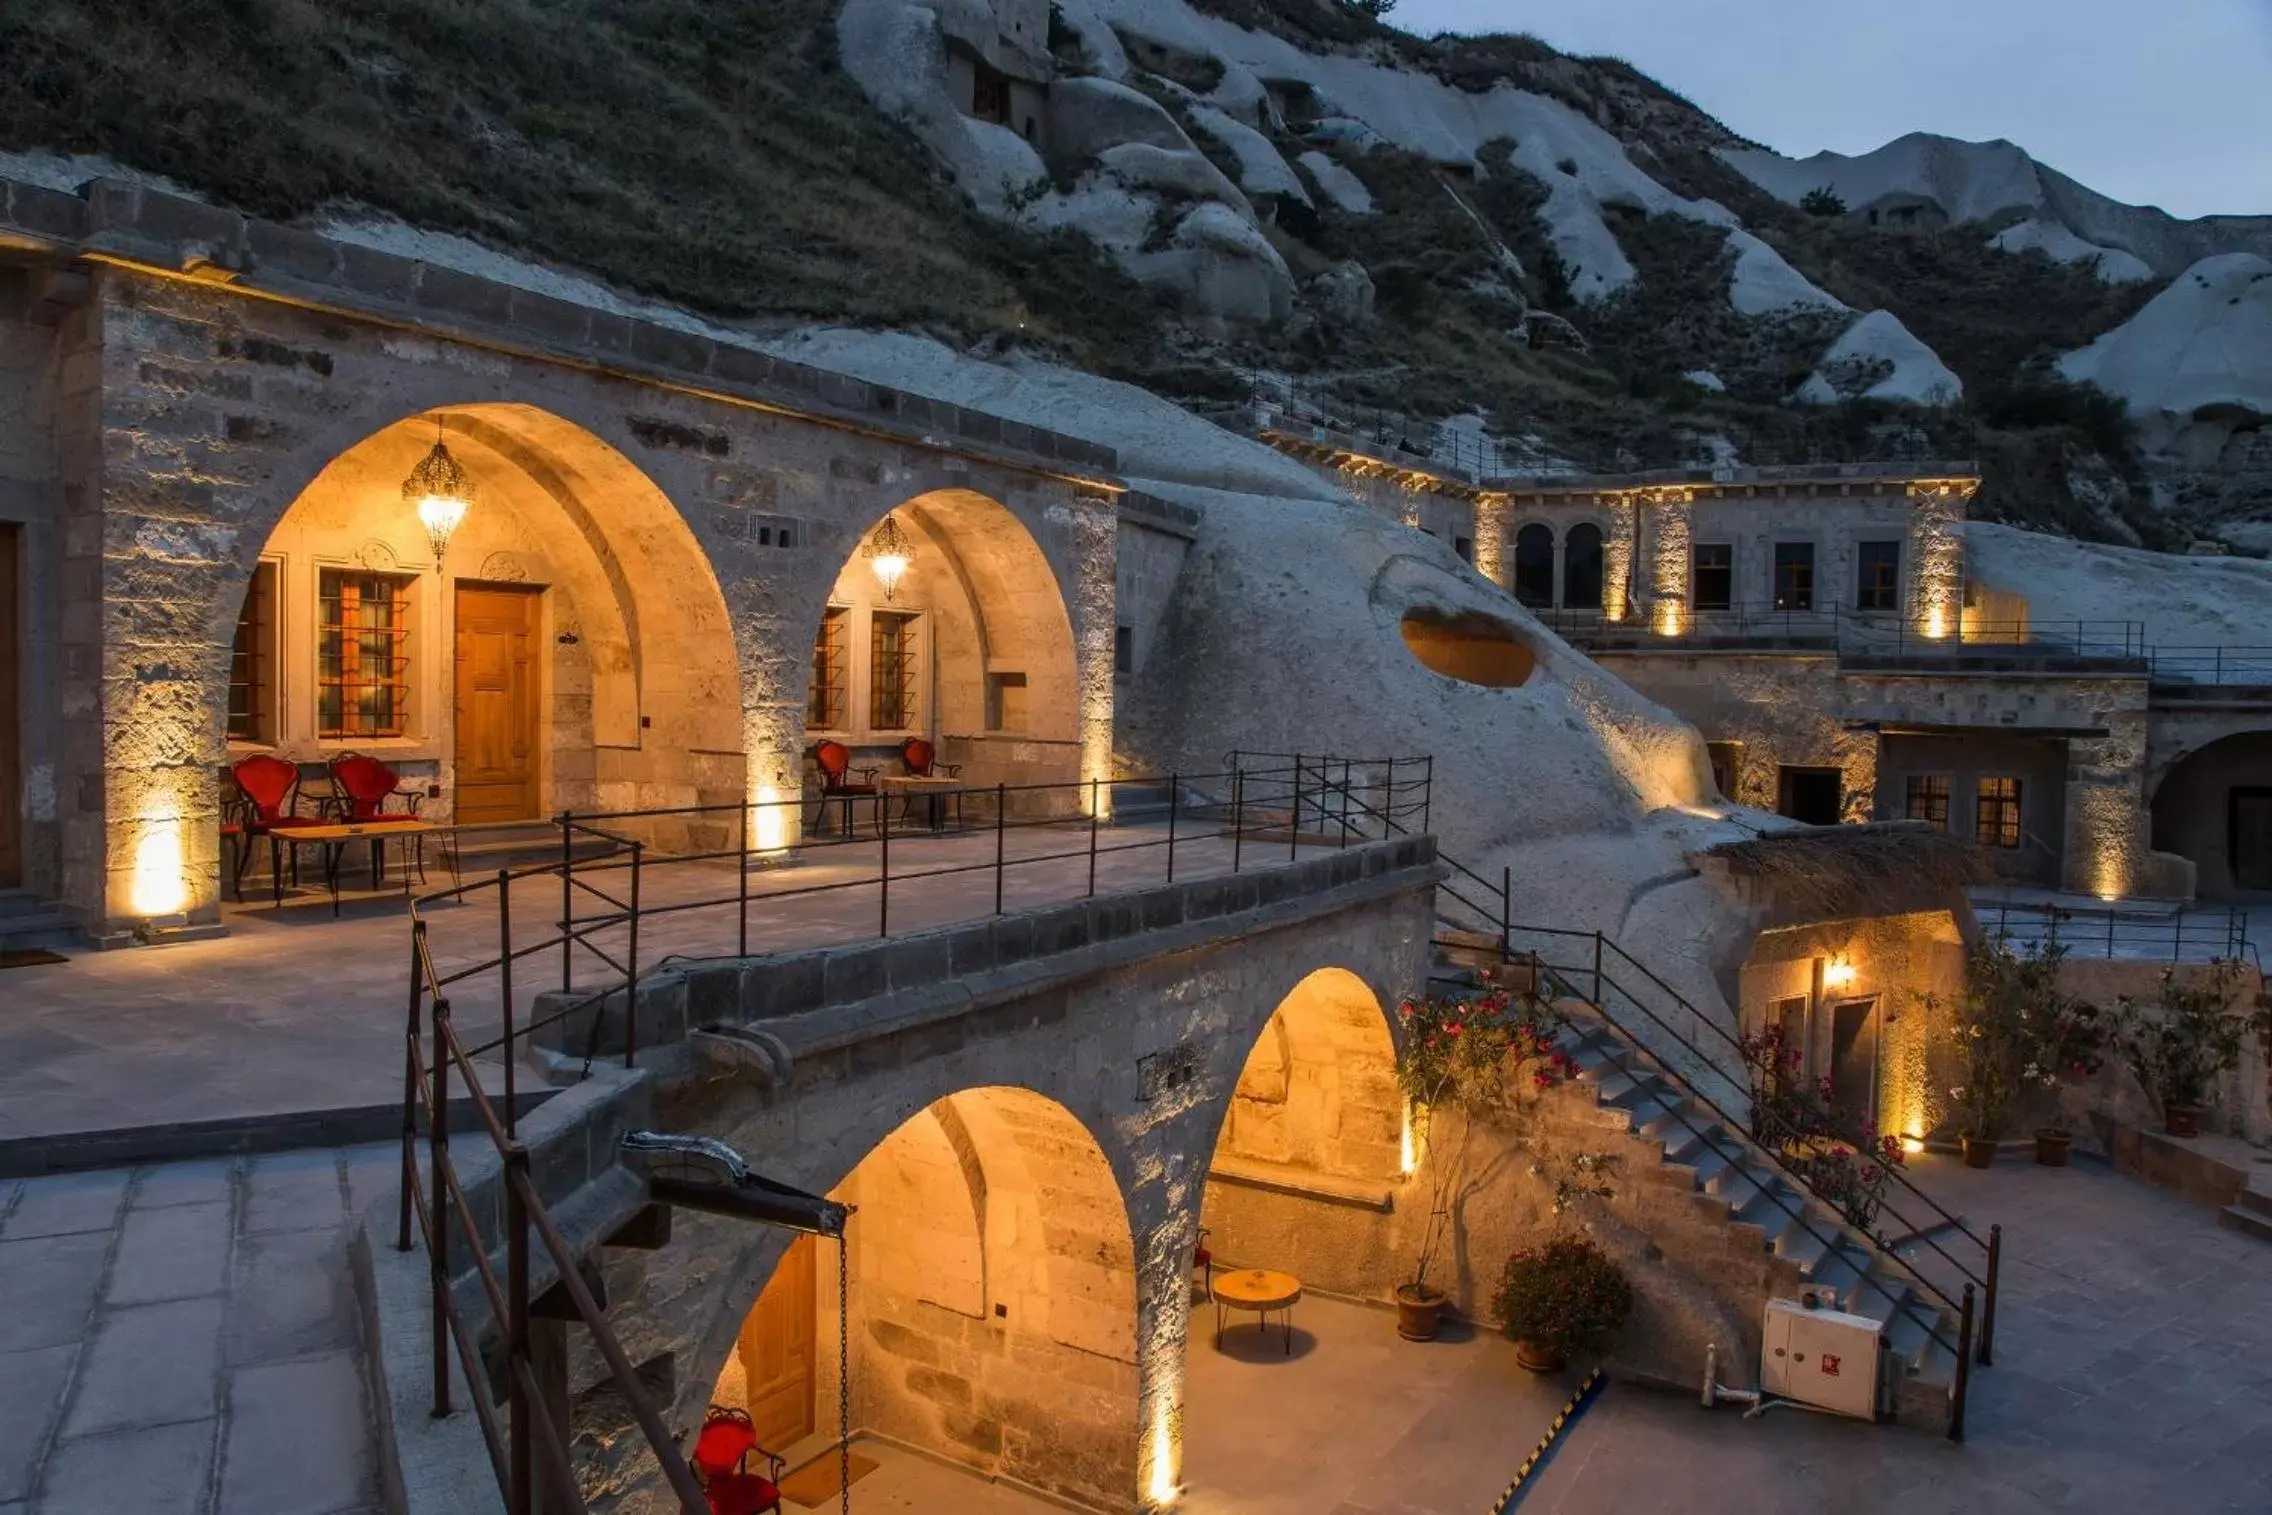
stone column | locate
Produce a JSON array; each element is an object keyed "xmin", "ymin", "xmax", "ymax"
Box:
[
  {"xmin": 1471, "ymin": 493, "xmax": 1510, "ymax": 590},
  {"xmin": 1904, "ymin": 480, "xmax": 1971, "ymax": 641},
  {"xmin": 2064, "ymin": 731, "xmax": 2148, "ymax": 899},
  {"xmin": 734, "ymin": 590, "xmax": 810, "ymax": 855},
  {"xmin": 1602, "ymin": 495, "xmax": 1639, "ymax": 623},
  {"xmin": 1067, "ymin": 489, "xmax": 1119, "ymax": 817},
  {"xmin": 1642, "ymin": 488, "xmax": 1693, "ymax": 635},
  {"xmin": 1131, "ymin": 1210, "xmax": 1193, "ymax": 1512}
]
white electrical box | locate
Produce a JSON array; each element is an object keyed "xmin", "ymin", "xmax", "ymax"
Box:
[{"xmin": 1761, "ymin": 1296, "xmax": 1886, "ymax": 1420}]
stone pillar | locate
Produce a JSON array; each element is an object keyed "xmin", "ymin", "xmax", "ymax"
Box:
[
  {"xmin": 80, "ymin": 283, "xmax": 233, "ymax": 938},
  {"xmin": 1067, "ymin": 489, "xmax": 1118, "ymax": 817},
  {"xmin": 1471, "ymin": 493, "xmax": 1510, "ymax": 590},
  {"xmin": 1132, "ymin": 1211, "xmax": 1193, "ymax": 1512},
  {"xmin": 2064, "ymin": 734, "xmax": 2148, "ymax": 899},
  {"xmin": 1602, "ymin": 495, "xmax": 1638, "ymax": 623},
  {"xmin": 1904, "ymin": 481, "xmax": 1971, "ymax": 640},
  {"xmin": 1642, "ymin": 488, "xmax": 1693, "ymax": 636}
]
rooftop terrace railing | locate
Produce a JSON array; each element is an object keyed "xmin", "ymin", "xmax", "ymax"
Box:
[
  {"xmin": 396, "ymin": 754, "xmax": 1431, "ymax": 1514},
  {"xmin": 1533, "ymin": 603, "xmax": 2149, "ymax": 663},
  {"xmin": 1979, "ymin": 897, "xmax": 2259, "ymax": 969},
  {"xmin": 2145, "ymin": 646, "xmax": 2272, "ymax": 687}
]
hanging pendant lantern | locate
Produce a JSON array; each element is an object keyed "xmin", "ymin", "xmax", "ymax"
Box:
[
  {"xmin": 402, "ymin": 418, "xmax": 476, "ymax": 574},
  {"xmin": 864, "ymin": 513, "xmax": 913, "ymax": 601}
]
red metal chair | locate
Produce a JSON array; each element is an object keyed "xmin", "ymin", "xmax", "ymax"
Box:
[
  {"xmin": 1194, "ymin": 1225, "xmax": 1215, "ymax": 1303},
  {"xmin": 226, "ymin": 754, "xmax": 325, "ymax": 901},
  {"xmin": 692, "ymin": 1406, "xmax": 783, "ymax": 1515},
  {"xmin": 895, "ymin": 737, "xmax": 965, "ymax": 830},
  {"xmin": 812, "ymin": 740, "xmax": 880, "ymax": 838},
  {"xmin": 327, "ymin": 752, "xmax": 422, "ymax": 822}
]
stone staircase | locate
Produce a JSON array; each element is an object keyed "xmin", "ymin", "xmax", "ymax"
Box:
[
  {"xmin": 0, "ymin": 888, "xmax": 77, "ymax": 951},
  {"xmin": 1432, "ymin": 946, "xmax": 1967, "ymax": 1429},
  {"xmin": 2221, "ymin": 1182, "xmax": 2272, "ymax": 1243}
]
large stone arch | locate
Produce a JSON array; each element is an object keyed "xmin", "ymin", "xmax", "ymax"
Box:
[
  {"xmin": 630, "ymin": 894, "xmax": 1433, "ymax": 1511},
  {"xmin": 2150, "ymin": 727, "xmax": 2272, "ymax": 897}
]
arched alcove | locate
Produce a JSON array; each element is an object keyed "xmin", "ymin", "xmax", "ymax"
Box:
[
  {"xmin": 1512, "ymin": 523, "xmax": 1555, "ymax": 608},
  {"xmin": 711, "ymin": 1086, "xmax": 1139, "ymax": 1508},
  {"xmin": 223, "ymin": 404, "xmax": 740, "ymax": 841},
  {"xmin": 1563, "ymin": 522, "xmax": 1605, "ymax": 610},
  {"xmin": 802, "ymin": 489, "xmax": 1085, "ymax": 817},
  {"xmin": 2151, "ymin": 731, "xmax": 2272, "ymax": 897}
]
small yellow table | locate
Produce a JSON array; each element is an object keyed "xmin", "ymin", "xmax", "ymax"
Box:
[{"xmin": 1212, "ymin": 1268, "xmax": 1302, "ymax": 1354}]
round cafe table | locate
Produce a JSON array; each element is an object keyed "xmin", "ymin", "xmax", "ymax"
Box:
[{"xmin": 1212, "ymin": 1268, "xmax": 1302, "ymax": 1354}]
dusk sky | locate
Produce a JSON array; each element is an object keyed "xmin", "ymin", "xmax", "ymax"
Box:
[{"xmin": 1390, "ymin": 1, "xmax": 2272, "ymax": 220}]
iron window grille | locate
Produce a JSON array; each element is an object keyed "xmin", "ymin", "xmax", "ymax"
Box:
[
  {"xmin": 1977, "ymin": 777, "xmax": 2023, "ymax": 849},
  {"xmin": 228, "ymin": 561, "xmax": 277, "ymax": 742},
  {"xmin": 319, "ymin": 569, "xmax": 413, "ymax": 738},
  {"xmin": 808, "ymin": 607, "xmax": 848, "ymax": 730},
  {"xmin": 869, "ymin": 611, "xmax": 918, "ymax": 731},
  {"xmin": 1905, "ymin": 774, "xmax": 1951, "ymax": 832}
]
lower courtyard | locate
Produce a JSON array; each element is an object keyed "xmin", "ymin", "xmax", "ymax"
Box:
[{"xmin": 4, "ymin": 1148, "xmax": 2265, "ymax": 1513}]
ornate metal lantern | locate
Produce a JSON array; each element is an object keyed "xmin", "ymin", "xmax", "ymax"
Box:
[
  {"xmin": 864, "ymin": 513, "xmax": 913, "ymax": 601},
  {"xmin": 402, "ymin": 419, "xmax": 476, "ymax": 573}
]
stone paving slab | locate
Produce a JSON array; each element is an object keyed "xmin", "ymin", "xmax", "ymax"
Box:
[
  {"xmin": 0, "ymin": 826, "xmax": 1253, "ymax": 1150},
  {"xmin": 0, "ymin": 1147, "xmax": 388, "ymax": 1515}
]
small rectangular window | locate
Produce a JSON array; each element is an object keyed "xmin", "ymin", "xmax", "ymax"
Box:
[
  {"xmin": 1977, "ymin": 777, "xmax": 2023, "ymax": 849},
  {"xmin": 1454, "ymin": 536, "xmax": 1474, "ymax": 563},
  {"xmin": 229, "ymin": 561, "xmax": 277, "ymax": 743},
  {"xmin": 1904, "ymin": 774, "xmax": 1950, "ymax": 832},
  {"xmin": 1114, "ymin": 625, "xmax": 1134, "ymax": 678},
  {"xmin": 869, "ymin": 611, "xmax": 918, "ymax": 731},
  {"xmin": 1706, "ymin": 741, "xmax": 1742, "ymax": 799},
  {"xmin": 1857, "ymin": 540, "xmax": 1902, "ymax": 612},
  {"xmin": 318, "ymin": 569, "xmax": 413, "ymax": 738},
  {"xmin": 985, "ymin": 671, "xmax": 1028, "ymax": 733},
  {"xmin": 807, "ymin": 607, "xmax": 848, "ymax": 731},
  {"xmin": 1773, "ymin": 542, "xmax": 1815, "ymax": 611},
  {"xmin": 1692, "ymin": 543, "xmax": 1733, "ymax": 612}
]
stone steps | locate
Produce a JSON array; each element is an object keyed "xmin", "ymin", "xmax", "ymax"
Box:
[
  {"xmin": 2219, "ymin": 1182, "xmax": 2272, "ymax": 1244},
  {"xmin": 1429, "ymin": 940, "xmax": 1964, "ymax": 1428},
  {"xmin": 0, "ymin": 889, "xmax": 77, "ymax": 950}
]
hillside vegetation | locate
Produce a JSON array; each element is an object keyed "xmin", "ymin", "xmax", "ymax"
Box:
[{"xmin": 0, "ymin": 0, "xmax": 2183, "ymax": 542}]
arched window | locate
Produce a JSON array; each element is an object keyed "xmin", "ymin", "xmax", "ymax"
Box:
[
  {"xmin": 1513, "ymin": 523, "xmax": 1555, "ymax": 608},
  {"xmin": 1563, "ymin": 523, "xmax": 1605, "ymax": 611}
]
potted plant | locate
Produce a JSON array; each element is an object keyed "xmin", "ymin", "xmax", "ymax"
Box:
[
  {"xmin": 2112, "ymin": 961, "xmax": 2246, "ymax": 1140},
  {"xmin": 2004, "ymin": 937, "xmax": 2104, "ymax": 1166},
  {"xmin": 1393, "ymin": 982, "xmax": 1567, "ymax": 1340},
  {"xmin": 1930, "ymin": 936, "xmax": 2058, "ymax": 1167},
  {"xmin": 1492, "ymin": 1234, "xmax": 1632, "ymax": 1373}
]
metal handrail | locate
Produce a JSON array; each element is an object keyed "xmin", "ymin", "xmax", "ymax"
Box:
[
  {"xmin": 1298, "ymin": 762, "xmax": 1994, "ymax": 1364},
  {"xmin": 1983, "ymin": 899, "xmax": 2257, "ymax": 968}
]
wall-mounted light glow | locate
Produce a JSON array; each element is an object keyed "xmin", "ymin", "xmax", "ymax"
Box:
[
  {"xmin": 1822, "ymin": 955, "xmax": 1857, "ymax": 991},
  {"xmin": 1145, "ymin": 1395, "xmax": 1181, "ymax": 1507},
  {"xmin": 1900, "ymin": 1135, "xmax": 1925, "ymax": 1155},
  {"xmin": 1924, "ymin": 607, "xmax": 1950, "ymax": 640},
  {"xmin": 752, "ymin": 784, "xmax": 792, "ymax": 855},
  {"xmin": 402, "ymin": 418, "xmax": 476, "ymax": 574},
  {"xmin": 130, "ymin": 814, "xmax": 188, "ymax": 918},
  {"xmin": 1654, "ymin": 602, "xmax": 1685, "ymax": 637},
  {"xmin": 864, "ymin": 514, "xmax": 913, "ymax": 601},
  {"xmin": 1399, "ymin": 1099, "xmax": 1418, "ymax": 1176}
]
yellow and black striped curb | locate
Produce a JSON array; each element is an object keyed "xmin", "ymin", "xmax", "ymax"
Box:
[{"xmin": 1488, "ymin": 1366, "xmax": 1607, "ymax": 1514}]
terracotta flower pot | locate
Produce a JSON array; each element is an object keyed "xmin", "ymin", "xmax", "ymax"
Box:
[
  {"xmin": 1395, "ymin": 1284, "xmax": 1445, "ymax": 1341},
  {"xmin": 1514, "ymin": 1339, "xmax": 1567, "ymax": 1374},
  {"xmin": 2034, "ymin": 1129, "xmax": 2072, "ymax": 1167},
  {"xmin": 1961, "ymin": 1135, "xmax": 1996, "ymax": 1169},
  {"xmin": 2165, "ymin": 1102, "xmax": 2203, "ymax": 1139}
]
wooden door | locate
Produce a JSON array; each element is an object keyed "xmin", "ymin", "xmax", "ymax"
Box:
[
  {"xmin": 738, "ymin": 1236, "xmax": 817, "ymax": 1451},
  {"xmin": 1829, "ymin": 997, "xmax": 1881, "ymax": 1125},
  {"xmin": 2233, "ymin": 789, "xmax": 2272, "ymax": 892},
  {"xmin": 453, "ymin": 585, "xmax": 541, "ymax": 824},
  {"xmin": 0, "ymin": 525, "xmax": 19, "ymax": 887}
]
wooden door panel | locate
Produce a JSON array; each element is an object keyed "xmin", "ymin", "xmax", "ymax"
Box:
[
  {"xmin": 0, "ymin": 525, "xmax": 19, "ymax": 887},
  {"xmin": 453, "ymin": 585, "xmax": 540, "ymax": 824},
  {"xmin": 737, "ymin": 1236, "xmax": 816, "ymax": 1452}
]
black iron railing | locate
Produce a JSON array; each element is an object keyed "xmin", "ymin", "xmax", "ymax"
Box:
[
  {"xmin": 2147, "ymin": 646, "xmax": 2272, "ymax": 687},
  {"xmin": 397, "ymin": 753, "xmax": 1430, "ymax": 1511},
  {"xmin": 1289, "ymin": 761, "xmax": 1998, "ymax": 1408},
  {"xmin": 1981, "ymin": 898, "xmax": 2258, "ymax": 969},
  {"xmin": 1530, "ymin": 602, "xmax": 2148, "ymax": 662}
]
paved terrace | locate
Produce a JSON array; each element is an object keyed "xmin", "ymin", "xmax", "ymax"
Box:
[{"xmin": 0, "ymin": 820, "xmax": 1282, "ymax": 1157}]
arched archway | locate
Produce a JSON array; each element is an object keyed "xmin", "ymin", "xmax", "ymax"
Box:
[
  {"xmin": 2151, "ymin": 730, "xmax": 2272, "ymax": 897},
  {"xmin": 220, "ymin": 404, "xmax": 740, "ymax": 843},
  {"xmin": 709, "ymin": 1086, "xmax": 1140, "ymax": 1509},
  {"xmin": 797, "ymin": 489, "xmax": 1089, "ymax": 834},
  {"xmin": 1512, "ymin": 523, "xmax": 1555, "ymax": 608}
]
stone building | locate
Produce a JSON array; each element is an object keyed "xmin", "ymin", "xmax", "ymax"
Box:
[{"xmin": 1241, "ymin": 411, "xmax": 2272, "ymax": 905}]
